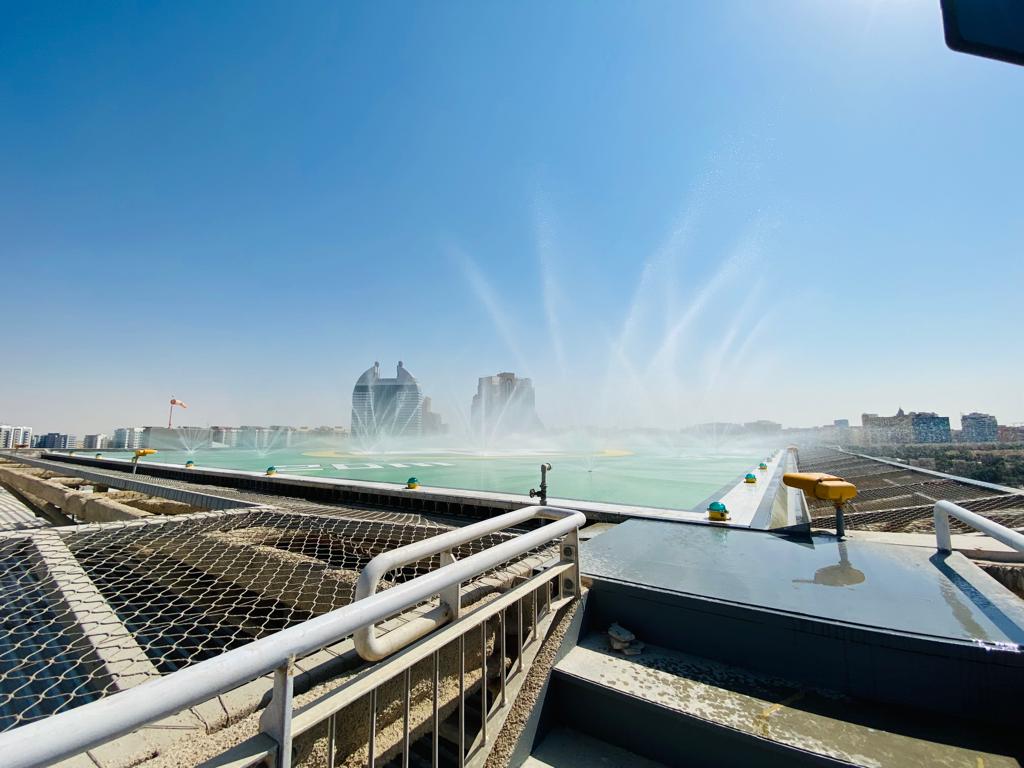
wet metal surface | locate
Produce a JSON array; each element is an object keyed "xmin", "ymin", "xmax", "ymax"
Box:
[
  {"xmin": 558, "ymin": 634, "xmax": 1021, "ymax": 767},
  {"xmin": 582, "ymin": 520, "xmax": 1024, "ymax": 646},
  {"xmin": 0, "ymin": 486, "xmax": 45, "ymax": 531}
]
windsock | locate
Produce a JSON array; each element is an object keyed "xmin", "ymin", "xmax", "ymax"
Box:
[{"xmin": 168, "ymin": 397, "xmax": 189, "ymax": 428}]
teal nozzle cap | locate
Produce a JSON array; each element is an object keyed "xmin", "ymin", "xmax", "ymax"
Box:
[{"xmin": 708, "ymin": 501, "xmax": 727, "ymax": 512}]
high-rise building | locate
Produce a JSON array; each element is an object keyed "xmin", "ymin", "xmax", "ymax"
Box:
[
  {"xmin": 863, "ymin": 409, "xmax": 951, "ymax": 444},
  {"xmin": 112, "ymin": 427, "xmax": 145, "ymax": 450},
  {"xmin": 83, "ymin": 434, "xmax": 108, "ymax": 450},
  {"xmin": 0, "ymin": 425, "xmax": 33, "ymax": 449},
  {"xmin": 351, "ymin": 362, "xmax": 424, "ymax": 439},
  {"xmin": 961, "ymin": 412, "xmax": 998, "ymax": 443},
  {"xmin": 470, "ymin": 372, "xmax": 542, "ymax": 439},
  {"xmin": 37, "ymin": 432, "xmax": 77, "ymax": 449},
  {"xmin": 910, "ymin": 413, "xmax": 951, "ymax": 443},
  {"xmin": 862, "ymin": 409, "xmax": 912, "ymax": 444},
  {"xmin": 421, "ymin": 397, "xmax": 446, "ymax": 435}
]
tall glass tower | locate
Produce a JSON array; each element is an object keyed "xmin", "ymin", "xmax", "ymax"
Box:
[{"xmin": 351, "ymin": 361, "xmax": 424, "ymax": 439}]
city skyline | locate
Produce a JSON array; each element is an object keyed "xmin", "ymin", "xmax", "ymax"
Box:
[{"xmin": 5, "ymin": 402, "xmax": 1020, "ymax": 446}]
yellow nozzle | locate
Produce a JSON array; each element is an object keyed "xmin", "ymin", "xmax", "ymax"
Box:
[
  {"xmin": 783, "ymin": 472, "xmax": 857, "ymax": 504},
  {"xmin": 134, "ymin": 449, "xmax": 157, "ymax": 458}
]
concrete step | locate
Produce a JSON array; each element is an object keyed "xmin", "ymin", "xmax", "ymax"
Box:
[
  {"xmin": 547, "ymin": 633, "xmax": 1021, "ymax": 768},
  {"xmin": 523, "ymin": 726, "xmax": 667, "ymax": 768}
]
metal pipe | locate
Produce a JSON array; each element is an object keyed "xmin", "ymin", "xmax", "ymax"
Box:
[
  {"xmin": 354, "ymin": 505, "xmax": 584, "ymax": 661},
  {"xmin": 458, "ymin": 634, "xmax": 465, "ymax": 768},
  {"xmin": 529, "ymin": 463, "xmax": 552, "ymax": 506},
  {"xmin": 498, "ymin": 609, "xmax": 506, "ymax": 707},
  {"xmin": 402, "ymin": 668, "xmax": 411, "ymax": 768},
  {"xmin": 480, "ymin": 622, "xmax": 488, "ymax": 743},
  {"xmin": 0, "ymin": 505, "xmax": 586, "ymax": 768},
  {"xmin": 934, "ymin": 500, "xmax": 1024, "ymax": 554},
  {"xmin": 368, "ymin": 687, "xmax": 377, "ymax": 768},
  {"xmin": 432, "ymin": 650, "xmax": 439, "ymax": 768}
]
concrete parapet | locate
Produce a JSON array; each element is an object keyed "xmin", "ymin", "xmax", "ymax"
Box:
[{"xmin": 0, "ymin": 465, "xmax": 151, "ymax": 522}]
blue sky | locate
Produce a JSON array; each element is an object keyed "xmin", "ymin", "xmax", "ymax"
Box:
[{"xmin": 2, "ymin": 0, "xmax": 1022, "ymax": 435}]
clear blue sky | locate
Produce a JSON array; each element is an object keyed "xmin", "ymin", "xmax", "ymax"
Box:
[{"xmin": 2, "ymin": 0, "xmax": 1022, "ymax": 435}]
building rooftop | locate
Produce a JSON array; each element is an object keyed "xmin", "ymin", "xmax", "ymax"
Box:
[{"xmin": 0, "ymin": 448, "xmax": 1021, "ymax": 768}]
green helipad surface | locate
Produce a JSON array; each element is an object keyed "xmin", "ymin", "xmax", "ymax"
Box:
[{"xmin": 135, "ymin": 447, "xmax": 764, "ymax": 511}]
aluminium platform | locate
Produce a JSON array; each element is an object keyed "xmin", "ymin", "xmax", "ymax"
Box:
[{"xmin": 512, "ymin": 517, "xmax": 1024, "ymax": 766}]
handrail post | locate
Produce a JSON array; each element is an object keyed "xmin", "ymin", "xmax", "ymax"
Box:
[
  {"xmin": 439, "ymin": 548, "xmax": 461, "ymax": 620},
  {"xmin": 560, "ymin": 528, "xmax": 580, "ymax": 598},
  {"xmin": 260, "ymin": 657, "xmax": 295, "ymax": 768},
  {"xmin": 934, "ymin": 502, "xmax": 953, "ymax": 553}
]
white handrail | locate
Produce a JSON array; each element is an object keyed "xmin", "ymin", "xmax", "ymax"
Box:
[
  {"xmin": 0, "ymin": 505, "xmax": 586, "ymax": 768},
  {"xmin": 933, "ymin": 500, "xmax": 1024, "ymax": 554},
  {"xmin": 354, "ymin": 505, "xmax": 583, "ymax": 661}
]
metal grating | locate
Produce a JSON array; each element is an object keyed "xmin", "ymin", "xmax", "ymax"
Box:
[
  {"xmin": 797, "ymin": 447, "xmax": 1024, "ymax": 534},
  {"xmin": 0, "ymin": 506, "xmax": 546, "ymax": 733}
]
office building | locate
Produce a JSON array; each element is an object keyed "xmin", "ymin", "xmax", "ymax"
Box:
[
  {"xmin": 351, "ymin": 362, "xmax": 424, "ymax": 438},
  {"xmin": 961, "ymin": 412, "xmax": 998, "ymax": 443},
  {"xmin": 470, "ymin": 372, "xmax": 541, "ymax": 438},
  {"xmin": 82, "ymin": 434, "xmax": 108, "ymax": 450},
  {"xmin": 112, "ymin": 427, "xmax": 145, "ymax": 450},
  {"xmin": 0, "ymin": 425, "xmax": 33, "ymax": 449}
]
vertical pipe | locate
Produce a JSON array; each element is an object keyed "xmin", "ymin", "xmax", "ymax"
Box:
[
  {"xmin": 402, "ymin": 668, "xmax": 411, "ymax": 768},
  {"xmin": 368, "ymin": 688, "xmax": 377, "ymax": 768},
  {"xmin": 528, "ymin": 590, "xmax": 537, "ymax": 646},
  {"xmin": 327, "ymin": 713, "xmax": 336, "ymax": 768},
  {"xmin": 432, "ymin": 650, "xmax": 439, "ymax": 768},
  {"xmin": 480, "ymin": 621, "xmax": 488, "ymax": 743},
  {"xmin": 516, "ymin": 599, "xmax": 524, "ymax": 674},
  {"xmin": 259, "ymin": 660, "xmax": 294, "ymax": 768},
  {"xmin": 835, "ymin": 503, "xmax": 846, "ymax": 541},
  {"xmin": 934, "ymin": 502, "xmax": 953, "ymax": 552},
  {"xmin": 458, "ymin": 635, "xmax": 465, "ymax": 768},
  {"xmin": 499, "ymin": 608, "xmax": 507, "ymax": 708}
]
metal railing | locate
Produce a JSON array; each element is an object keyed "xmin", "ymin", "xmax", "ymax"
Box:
[
  {"xmin": 933, "ymin": 499, "xmax": 1024, "ymax": 554},
  {"xmin": 0, "ymin": 505, "xmax": 585, "ymax": 768},
  {"xmin": 217, "ymin": 549, "xmax": 578, "ymax": 768},
  {"xmin": 354, "ymin": 505, "xmax": 581, "ymax": 661}
]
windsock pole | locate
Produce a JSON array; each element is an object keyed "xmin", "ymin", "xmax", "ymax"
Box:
[{"xmin": 168, "ymin": 398, "xmax": 188, "ymax": 428}]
